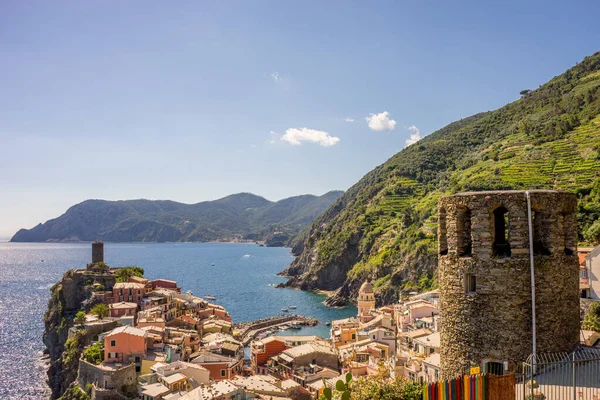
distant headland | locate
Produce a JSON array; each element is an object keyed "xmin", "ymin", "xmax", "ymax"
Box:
[{"xmin": 10, "ymin": 191, "xmax": 343, "ymax": 245}]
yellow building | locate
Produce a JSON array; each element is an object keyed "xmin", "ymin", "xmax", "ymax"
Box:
[{"xmin": 357, "ymin": 281, "xmax": 376, "ymax": 323}]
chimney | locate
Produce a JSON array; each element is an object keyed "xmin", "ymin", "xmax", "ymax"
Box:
[{"xmin": 92, "ymin": 241, "xmax": 104, "ymax": 264}]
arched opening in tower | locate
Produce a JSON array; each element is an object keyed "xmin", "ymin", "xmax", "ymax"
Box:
[
  {"xmin": 492, "ymin": 206, "xmax": 511, "ymax": 257},
  {"xmin": 456, "ymin": 207, "xmax": 472, "ymax": 257}
]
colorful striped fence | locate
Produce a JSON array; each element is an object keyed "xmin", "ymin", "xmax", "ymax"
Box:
[{"xmin": 423, "ymin": 374, "xmax": 515, "ymax": 400}]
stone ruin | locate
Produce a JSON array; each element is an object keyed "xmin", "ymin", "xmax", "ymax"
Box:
[{"xmin": 437, "ymin": 190, "xmax": 579, "ymax": 378}]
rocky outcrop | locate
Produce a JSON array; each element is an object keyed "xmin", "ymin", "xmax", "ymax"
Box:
[{"xmin": 44, "ymin": 269, "xmax": 116, "ymax": 399}]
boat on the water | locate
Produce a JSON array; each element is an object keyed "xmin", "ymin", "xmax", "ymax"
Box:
[
  {"xmin": 211, "ymin": 263, "xmax": 215, "ymax": 266},
  {"xmin": 289, "ymin": 322, "xmax": 301, "ymax": 330},
  {"xmin": 280, "ymin": 307, "xmax": 289, "ymax": 312},
  {"xmin": 205, "ymin": 295, "xmax": 216, "ymax": 301},
  {"xmin": 278, "ymin": 325, "xmax": 290, "ymax": 331},
  {"xmin": 325, "ymin": 321, "xmax": 331, "ymax": 326},
  {"xmin": 288, "ymin": 305, "xmax": 297, "ymax": 309}
]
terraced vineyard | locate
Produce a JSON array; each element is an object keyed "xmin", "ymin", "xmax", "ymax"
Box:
[{"xmin": 285, "ymin": 51, "xmax": 600, "ymax": 305}]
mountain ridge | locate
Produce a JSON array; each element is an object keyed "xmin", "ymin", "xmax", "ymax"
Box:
[
  {"xmin": 283, "ymin": 51, "xmax": 600, "ymax": 306},
  {"xmin": 11, "ymin": 191, "xmax": 344, "ymax": 243}
]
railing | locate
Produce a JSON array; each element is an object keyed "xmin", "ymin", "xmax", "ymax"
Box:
[{"xmin": 517, "ymin": 348, "xmax": 600, "ymax": 400}]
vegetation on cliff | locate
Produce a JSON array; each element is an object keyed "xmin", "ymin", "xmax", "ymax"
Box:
[
  {"xmin": 286, "ymin": 52, "xmax": 600, "ymax": 305},
  {"xmin": 11, "ymin": 191, "xmax": 343, "ymax": 243}
]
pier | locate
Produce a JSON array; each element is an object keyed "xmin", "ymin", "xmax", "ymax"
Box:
[{"xmin": 233, "ymin": 314, "xmax": 319, "ymax": 345}]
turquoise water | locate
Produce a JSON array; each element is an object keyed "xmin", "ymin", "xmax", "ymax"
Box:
[{"xmin": 0, "ymin": 242, "xmax": 356, "ymax": 399}]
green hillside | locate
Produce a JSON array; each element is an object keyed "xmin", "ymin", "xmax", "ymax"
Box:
[
  {"xmin": 11, "ymin": 191, "xmax": 343, "ymax": 243},
  {"xmin": 284, "ymin": 52, "xmax": 600, "ymax": 305}
]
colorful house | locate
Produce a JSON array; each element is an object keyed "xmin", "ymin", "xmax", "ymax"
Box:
[
  {"xmin": 251, "ymin": 336, "xmax": 291, "ymax": 374},
  {"xmin": 189, "ymin": 350, "xmax": 243, "ymax": 381},
  {"xmin": 104, "ymin": 326, "xmax": 148, "ymax": 372}
]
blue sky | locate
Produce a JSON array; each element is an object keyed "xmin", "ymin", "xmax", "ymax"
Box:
[{"xmin": 1, "ymin": 1, "xmax": 599, "ymax": 237}]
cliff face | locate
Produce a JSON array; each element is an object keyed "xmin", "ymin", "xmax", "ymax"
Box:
[
  {"xmin": 282, "ymin": 52, "xmax": 600, "ymax": 306},
  {"xmin": 44, "ymin": 270, "xmax": 116, "ymax": 399}
]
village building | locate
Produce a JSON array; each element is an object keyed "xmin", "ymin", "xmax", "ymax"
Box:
[
  {"xmin": 113, "ymin": 281, "xmax": 146, "ymax": 305},
  {"xmin": 269, "ymin": 341, "xmax": 339, "ymax": 380},
  {"xmin": 189, "ymin": 350, "xmax": 243, "ymax": 381},
  {"xmin": 581, "ymin": 245, "xmax": 600, "ymax": 299},
  {"xmin": 104, "ymin": 325, "xmax": 149, "ymax": 372},
  {"xmin": 109, "ymin": 301, "xmax": 138, "ymax": 319}
]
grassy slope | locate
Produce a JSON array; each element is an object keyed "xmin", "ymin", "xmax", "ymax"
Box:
[{"xmin": 286, "ymin": 52, "xmax": 600, "ymax": 304}]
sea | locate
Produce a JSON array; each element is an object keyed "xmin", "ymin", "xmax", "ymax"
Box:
[{"xmin": 0, "ymin": 241, "xmax": 356, "ymax": 399}]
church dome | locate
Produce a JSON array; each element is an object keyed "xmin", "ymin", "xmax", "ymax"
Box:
[{"xmin": 359, "ymin": 280, "xmax": 373, "ymax": 294}]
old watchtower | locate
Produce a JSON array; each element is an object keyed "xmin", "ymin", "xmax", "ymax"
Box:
[{"xmin": 438, "ymin": 190, "xmax": 579, "ymax": 378}]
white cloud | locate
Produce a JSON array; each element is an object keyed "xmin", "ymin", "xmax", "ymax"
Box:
[
  {"xmin": 270, "ymin": 72, "xmax": 281, "ymax": 83},
  {"xmin": 365, "ymin": 111, "xmax": 396, "ymax": 131},
  {"xmin": 345, "ymin": 118, "xmax": 354, "ymax": 123},
  {"xmin": 281, "ymin": 127, "xmax": 340, "ymax": 147},
  {"xmin": 404, "ymin": 125, "xmax": 425, "ymax": 147}
]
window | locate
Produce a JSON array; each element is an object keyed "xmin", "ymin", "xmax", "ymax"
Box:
[
  {"xmin": 439, "ymin": 207, "xmax": 448, "ymax": 255},
  {"xmin": 220, "ymin": 369, "xmax": 226, "ymax": 377},
  {"xmin": 110, "ymin": 340, "xmax": 116, "ymax": 347},
  {"xmin": 465, "ymin": 274, "xmax": 476, "ymax": 293},
  {"xmin": 456, "ymin": 207, "xmax": 472, "ymax": 257},
  {"xmin": 351, "ymin": 333, "xmax": 356, "ymax": 340},
  {"xmin": 580, "ymin": 269, "xmax": 587, "ymax": 279},
  {"xmin": 485, "ymin": 361, "xmax": 504, "ymax": 375},
  {"xmin": 493, "ymin": 207, "xmax": 511, "ymax": 257},
  {"xmin": 138, "ymin": 290, "xmax": 141, "ymax": 294},
  {"xmin": 532, "ymin": 210, "xmax": 551, "ymax": 255}
]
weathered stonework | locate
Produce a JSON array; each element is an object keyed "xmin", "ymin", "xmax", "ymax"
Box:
[{"xmin": 438, "ymin": 190, "xmax": 579, "ymax": 378}]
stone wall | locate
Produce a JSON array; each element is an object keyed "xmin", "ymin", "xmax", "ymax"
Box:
[
  {"xmin": 78, "ymin": 359, "xmax": 136, "ymax": 397},
  {"xmin": 438, "ymin": 190, "xmax": 580, "ymax": 378}
]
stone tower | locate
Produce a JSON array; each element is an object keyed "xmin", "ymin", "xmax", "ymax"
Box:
[
  {"xmin": 438, "ymin": 190, "xmax": 579, "ymax": 378},
  {"xmin": 357, "ymin": 281, "xmax": 376, "ymax": 323},
  {"xmin": 92, "ymin": 241, "xmax": 104, "ymax": 264}
]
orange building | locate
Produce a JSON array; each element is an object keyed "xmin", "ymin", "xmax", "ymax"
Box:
[
  {"xmin": 190, "ymin": 350, "xmax": 242, "ymax": 381},
  {"xmin": 251, "ymin": 336, "xmax": 290, "ymax": 374},
  {"xmin": 104, "ymin": 326, "xmax": 148, "ymax": 372}
]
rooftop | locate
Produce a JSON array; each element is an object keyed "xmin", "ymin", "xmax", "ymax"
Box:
[
  {"xmin": 113, "ymin": 282, "xmax": 146, "ymax": 289},
  {"xmin": 282, "ymin": 342, "xmax": 336, "ymax": 359},
  {"xmin": 105, "ymin": 325, "xmax": 147, "ymax": 338},
  {"xmin": 162, "ymin": 372, "xmax": 188, "ymax": 385},
  {"xmin": 423, "ymin": 353, "xmax": 441, "ymax": 368},
  {"xmin": 109, "ymin": 301, "xmax": 138, "ymax": 309},
  {"xmin": 140, "ymin": 382, "xmax": 170, "ymax": 397}
]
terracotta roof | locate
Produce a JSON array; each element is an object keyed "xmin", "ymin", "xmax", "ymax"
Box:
[{"xmin": 105, "ymin": 325, "xmax": 148, "ymax": 338}]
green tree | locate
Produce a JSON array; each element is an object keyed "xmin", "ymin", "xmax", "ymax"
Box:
[
  {"xmin": 582, "ymin": 302, "xmax": 600, "ymax": 333},
  {"xmin": 584, "ymin": 219, "xmax": 600, "ymax": 244},
  {"xmin": 320, "ymin": 370, "xmax": 422, "ymax": 400},
  {"xmin": 74, "ymin": 311, "xmax": 87, "ymax": 326},
  {"xmin": 115, "ymin": 266, "xmax": 145, "ymax": 282},
  {"xmin": 82, "ymin": 343, "xmax": 103, "ymax": 365},
  {"xmin": 90, "ymin": 303, "xmax": 109, "ymax": 319}
]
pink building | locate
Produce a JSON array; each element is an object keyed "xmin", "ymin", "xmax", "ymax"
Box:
[
  {"xmin": 104, "ymin": 326, "xmax": 148, "ymax": 372},
  {"xmin": 109, "ymin": 302, "xmax": 138, "ymax": 318},
  {"xmin": 113, "ymin": 282, "xmax": 146, "ymax": 305},
  {"xmin": 151, "ymin": 279, "xmax": 181, "ymax": 293}
]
